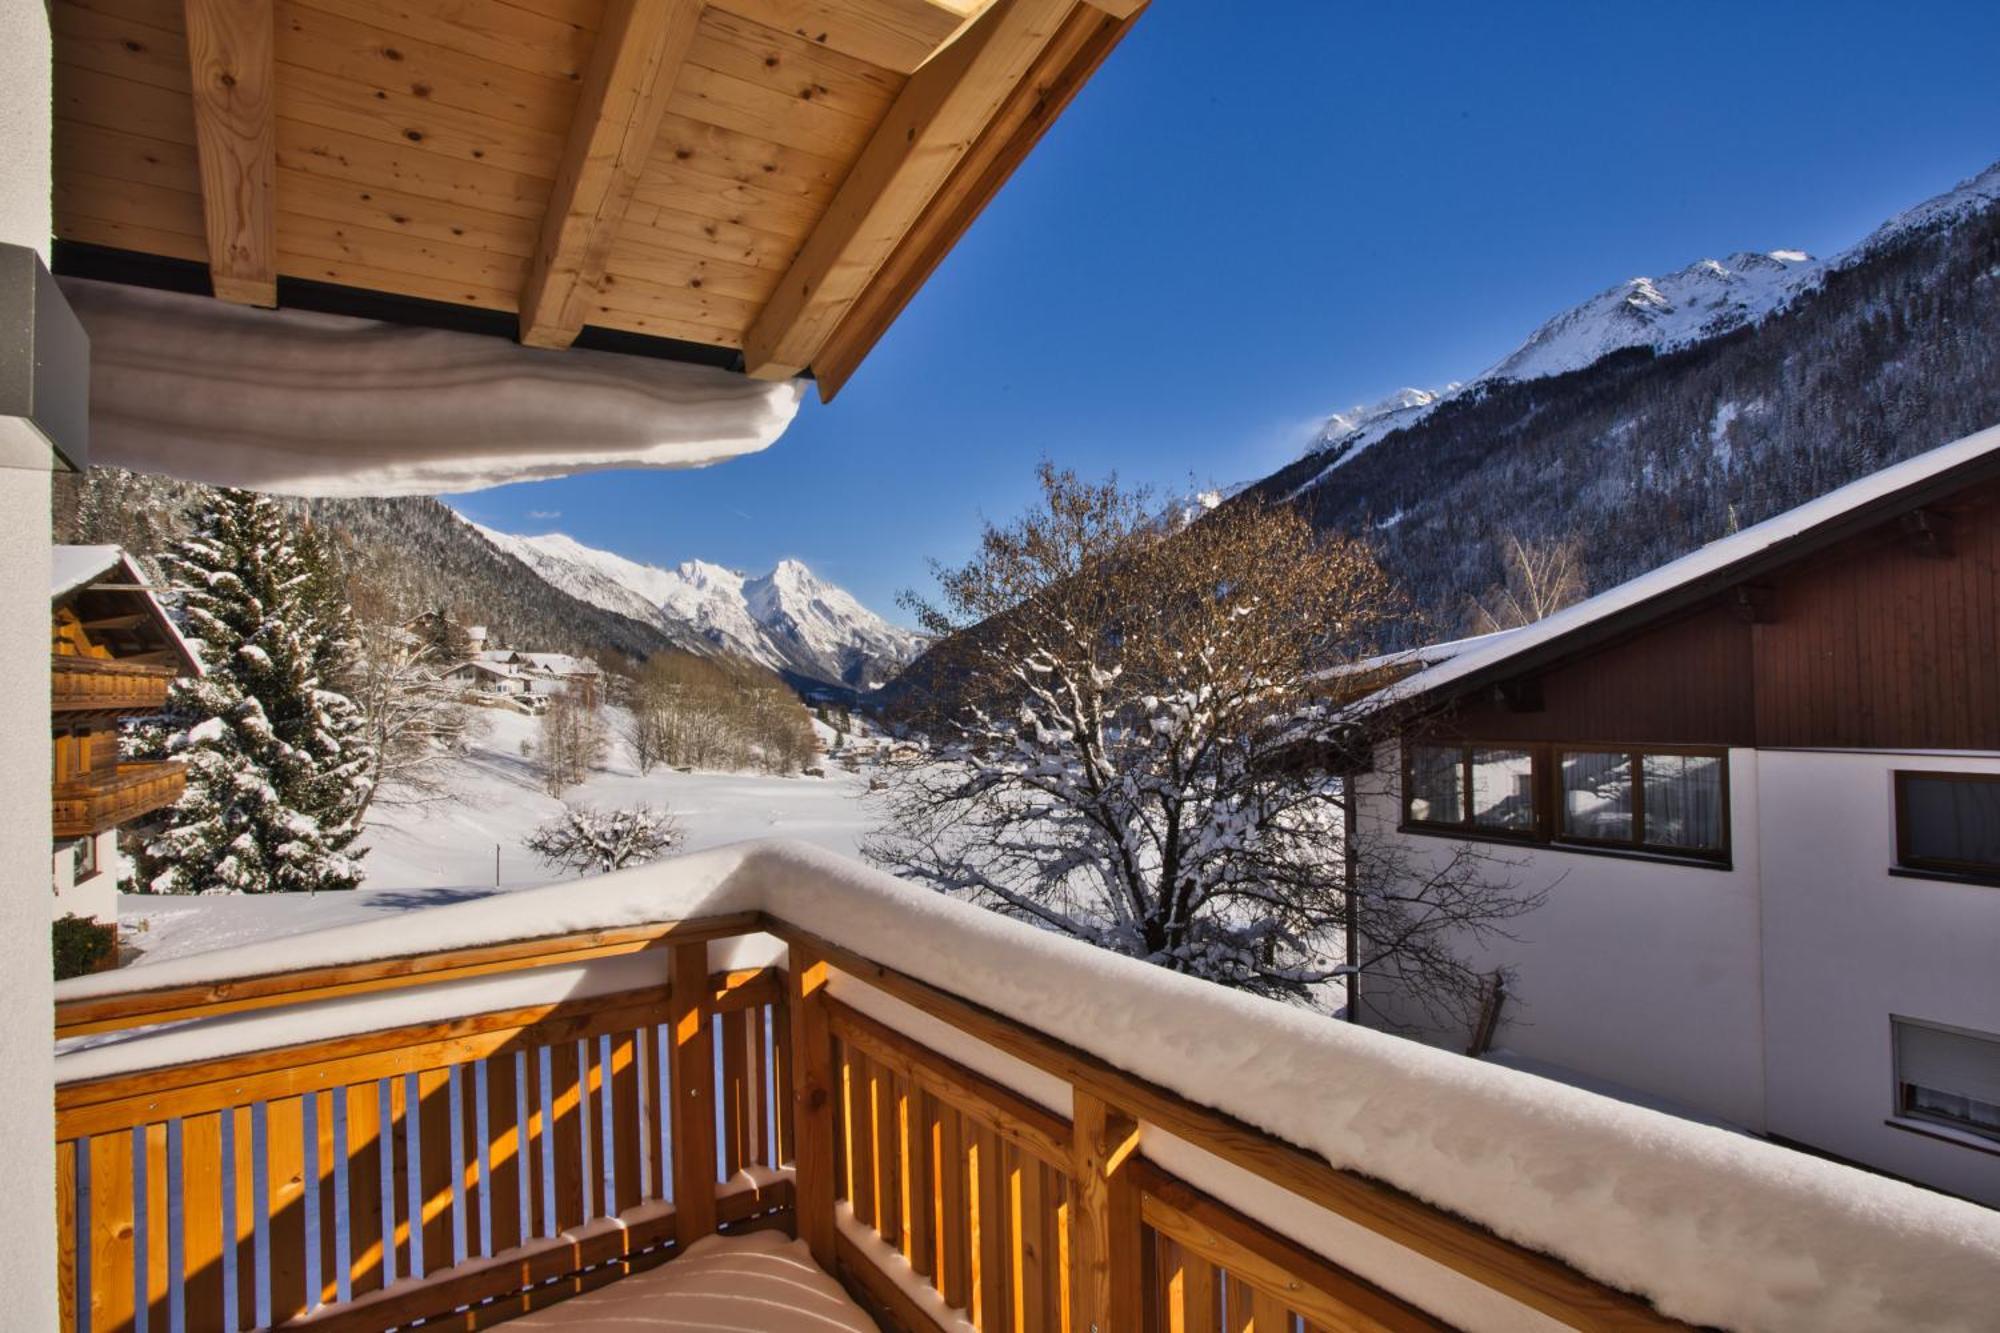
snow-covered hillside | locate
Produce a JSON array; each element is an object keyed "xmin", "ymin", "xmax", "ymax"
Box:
[
  {"xmin": 472, "ymin": 522, "xmax": 923, "ymax": 690},
  {"xmin": 1302, "ymin": 159, "xmax": 1999, "ymax": 472}
]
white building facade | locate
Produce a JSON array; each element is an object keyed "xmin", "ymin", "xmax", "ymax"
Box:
[{"xmin": 1353, "ymin": 427, "xmax": 2000, "ymax": 1207}]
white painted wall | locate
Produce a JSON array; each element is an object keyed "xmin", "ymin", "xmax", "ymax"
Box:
[
  {"xmin": 53, "ymin": 830, "xmax": 121, "ymax": 922},
  {"xmin": 1756, "ymin": 749, "xmax": 2000, "ymax": 1206},
  {"xmin": 0, "ymin": 0, "xmax": 58, "ymax": 1322},
  {"xmin": 1355, "ymin": 744, "xmax": 1771, "ymax": 1132}
]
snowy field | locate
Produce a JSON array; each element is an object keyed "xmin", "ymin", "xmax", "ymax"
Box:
[{"xmin": 119, "ymin": 707, "xmax": 883, "ymax": 966}]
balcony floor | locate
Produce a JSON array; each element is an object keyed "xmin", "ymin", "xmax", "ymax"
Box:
[{"xmin": 505, "ymin": 1231, "xmax": 880, "ymax": 1331}]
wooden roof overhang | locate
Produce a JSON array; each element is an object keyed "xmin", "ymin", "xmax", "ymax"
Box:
[{"xmin": 51, "ymin": 0, "xmax": 1144, "ymax": 401}]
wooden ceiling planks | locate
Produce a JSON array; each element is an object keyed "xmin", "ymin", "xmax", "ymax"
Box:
[{"xmin": 51, "ymin": 0, "xmax": 1144, "ymax": 397}]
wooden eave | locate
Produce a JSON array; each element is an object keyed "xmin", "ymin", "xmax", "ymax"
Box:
[{"xmin": 51, "ymin": 0, "xmax": 1146, "ymax": 399}]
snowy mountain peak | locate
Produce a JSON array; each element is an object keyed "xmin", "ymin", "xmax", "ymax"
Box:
[
  {"xmin": 1856, "ymin": 159, "xmax": 2000, "ymax": 256},
  {"xmin": 468, "ymin": 520, "xmax": 921, "ymax": 691},
  {"xmin": 1482, "ymin": 248, "xmax": 1822, "ymax": 385}
]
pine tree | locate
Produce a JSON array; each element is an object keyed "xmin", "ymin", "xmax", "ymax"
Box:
[{"xmin": 132, "ymin": 490, "xmax": 375, "ymax": 894}]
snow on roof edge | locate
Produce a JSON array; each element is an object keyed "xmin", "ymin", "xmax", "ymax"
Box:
[
  {"xmin": 52, "ymin": 545, "xmax": 204, "ymax": 676},
  {"xmin": 1365, "ymin": 422, "xmax": 2000, "ymax": 712},
  {"xmin": 58, "ymin": 839, "xmax": 2000, "ymax": 1331}
]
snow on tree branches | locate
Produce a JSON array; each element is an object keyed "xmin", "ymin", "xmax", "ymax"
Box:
[
  {"xmin": 131, "ymin": 489, "xmax": 374, "ymax": 894},
  {"xmin": 526, "ymin": 805, "xmax": 681, "ymax": 876},
  {"xmin": 869, "ymin": 463, "xmax": 1538, "ymax": 1021}
]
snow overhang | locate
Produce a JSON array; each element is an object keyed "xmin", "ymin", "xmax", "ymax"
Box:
[{"xmin": 64, "ymin": 279, "xmax": 805, "ymax": 497}]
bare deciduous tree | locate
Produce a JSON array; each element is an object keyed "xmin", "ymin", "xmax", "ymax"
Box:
[
  {"xmin": 623, "ymin": 651, "xmax": 818, "ymax": 775},
  {"xmin": 867, "ymin": 463, "xmax": 1537, "ymax": 1015},
  {"xmin": 526, "ymin": 805, "xmax": 680, "ymax": 876},
  {"xmin": 536, "ymin": 691, "xmax": 608, "ymax": 796},
  {"xmin": 1465, "ymin": 532, "xmax": 1588, "ymax": 634},
  {"xmin": 347, "ymin": 619, "xmax": 479, "ymax": 815}
]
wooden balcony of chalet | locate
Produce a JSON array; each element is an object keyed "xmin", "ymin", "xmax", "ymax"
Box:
[
  {"xmin": 49, "ymin": 842, "xmax": 1998, "ymax": 1333},
  {"xmin": 53, "ymin": 760, "xmax": 186, "ymax": 841},
  {"xmin": 52, "ymin": 653, "xmax": 180, "ymax": 718}
]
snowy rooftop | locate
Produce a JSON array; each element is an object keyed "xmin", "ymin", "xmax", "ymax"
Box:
[
  {"xmin": 1361, "ymin": 421, "xmax": 2000, "ymax": 712},
  {"xmin": 51, "ymin": 545, "xmax": 124, "ymax": 600},
  {"xmin": 57, "ymin": 840, "xmax": 2000, "ymax": 1331}
]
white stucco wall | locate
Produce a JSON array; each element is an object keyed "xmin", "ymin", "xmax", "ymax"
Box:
[
  {"xmin": 1355, "ymin": 744, "xmax": 1771, "ymax": 1132},
  {"xmin": 53, "ymin": 830, "xmax": 120, "ymax": 922},
  {"xmin": 1, "ymin": 1, "xmax": 61, "ymax": 1323},
  {"xmin": 1756, "ymin": 749, "xmax": 2000, "ymax": 1206}
]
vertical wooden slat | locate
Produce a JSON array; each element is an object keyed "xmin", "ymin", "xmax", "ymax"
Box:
[
  {"xmin": 88, "ymin": 1130, "xmax": 135, "ymax": 1333},
  {"xmin": 844, "ymin": 1045, "xmax": 877, "ymax": 1229},
  {"xmin": 1071, "ymin": 1089, "xmax": 1142, "ymax": 1333},
  {"xmin": 1047, "ymin": 1174, "xmax": 1069, "ymax": 1333},
  {"xmin": 487, "ymin": 1055, "xmax": 525, "ymax": 1256},
  {"xmin": 1055, "ymin": 1180, "xmax": 1073, "ymax": 1333},
  {"xmin": 579, "ymin": 1039, "xmax": 600, "ymax": 1221},
  {"xmin": 785, "ymin": 943, "xmax": 837, "ymax": 1267},
  {"xmin": 182, "ymin": 1113, "xmax": 226, "ymax": 1331},
  {"xmin": 457, "ymin": 1067, "xmax": 483, "ymax": 1262},
  {"xmin": 267, "ymin": 1096, "xmax": 309, "ymax": 1322},
  {"xmin": 1225, "ymin": 1273, "xmax": 1255, "ymax": 1333},
  {"xmin": 670, "ymin": 941, "xmax": 718, "ymax": 1244},
  {"xmin": 971, "ymin": 1123, "xmax": 1006, "ymax": 1327},
  {"xmin": 57, "ymin": 1140, "xmax": 79, "ymax": 1333},
  {"xmin": 346, "ymin": 1080, "xmax": 387, "ymax": 1300},
  {"xmin": 231, "ymin": 1104, "xmax": 257, "ymax": 1326},
  {"xmin": 936, "ymin": 1102, "xmax": 969, "ymax": 1310},
  {"xmin": 721, "ymin": 1007, "xmax": 750, "ymax": 1180},
  {"xmin": 1250, "ymin": 1285, "xmax": 1290, "ymax": 1331},
  {"xmin": 548, "ymin": 1041, "xmax": 585, "ymax": 1233},
  {"xmin": 1180, "ymin": 1248, "xmax": 1218, "ymax": 1333},
  {"xmin": 417, "ymin": 1069, "xmax": 454, "ymax": 1277},
  {"xmin": 873, "ymin": 1062, "xmax": 902, "ymax": 1249},
  {"xmin": 317, "ymin": 1092, "xmax": 341, "ymax": 1307},
  {"xmin": 749, "ymin": 1006, "xmax": 771, "ymax": 1167},
  {"xmin": 143, "ymin": 1122, "xmax": 169, "ymax": 1333},
  {"xmin": 773, "ymin": 992, "xmax": 796, "ymax": 1167},
  {"xmin": 1010, "ymin": 1144, "xmax": 1047, "ymax": 1333},
  {"xmin": 388, "ymin": 1076, "xmax": 415, "ymax": 1285},
  {"xmin": 611, "ymin": 1032, "xmax": 642, "ymax": 1215},
  {"xmin": 1143, "ymin": 1226, "xmax": 1162, "ymax": 1333},
  {"xmin": 900, "ymin": 1081, "xmax": 934, "ymax": 1279}
]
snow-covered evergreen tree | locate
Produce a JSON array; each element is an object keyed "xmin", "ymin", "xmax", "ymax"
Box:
[{"xmin": 132, "ymin": 489, "xmax": 374, "ymax": 894}]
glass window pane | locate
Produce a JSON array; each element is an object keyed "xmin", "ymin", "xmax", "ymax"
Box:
[
  {"xmin": 1642, "ymin": 753, "xmax": 1725, "ymax": 851},
  {"xmin": 1901, "ymin": 775, "xmax": 2000, "ymax": 870},
  {"xmin": 1471, "ymin": 749, "xmax": 1535, "ymax": 831},
  {"xmin": 1560, "ymin": 751, "xmax": 1632, "ymax": 842},
  {"xmin": 1408, "ymin": 745, "xmax": 1463, "ymax": 825}
]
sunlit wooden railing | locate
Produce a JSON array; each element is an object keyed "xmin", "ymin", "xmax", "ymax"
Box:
[
  {"xmin": 53, "ymin": 761, "xmax": 186, "ymax": 840},
  {"xmin": 56, "ymin": 913, "xmax": 1687, "ymax": 1333}
]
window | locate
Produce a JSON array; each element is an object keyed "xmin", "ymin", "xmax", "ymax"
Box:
[
  {"xmin": 1557, "ymin": 749, "xmax": 1725, "ymax": 857},
  {"xmin": 71, "ymin": 836, "xmax": 98, "ymax": 881},
  {"xmin": 1895, "ymin": 772, "xmax": 2000, "ymax": 881},
  {"xmin": 1403, "ymin": 741, "xmax": 1728, "ymax": 862},
  {"xmin": 1893, "ymin": 1018, "xmax": 2000, "ymax": 1144}
]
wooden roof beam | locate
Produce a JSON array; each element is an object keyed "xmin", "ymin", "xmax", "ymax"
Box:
[
  {"xmin": 811, "ymin": 0, "xmax": 1143, "ymax": 399},
  {"xmin": 519, "ymin": 0, "xmax": 704, "ymax": 349},
  {"xmin": 741, "ymin": 0, "xmax": 1079, "ymax": 382},
  {"xmin": 182, "ymin": 0, "xmax": 277, "ymax": 306}
]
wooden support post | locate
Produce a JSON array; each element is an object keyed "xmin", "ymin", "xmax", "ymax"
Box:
[
  {"xmin": 786, "ymin": 943, "xmax": 838, "ymax": 1267},
  {"xmin": 181, "ymin": 0, "xmax": 276, "ymax": 304},
  {"xmin": 670, "ymin": 942, "xmax": 717, "ymax": 1245},
  {"xmin": 1070, "ymin": 1088, "xmax": 1142, "ymax": 1333}
]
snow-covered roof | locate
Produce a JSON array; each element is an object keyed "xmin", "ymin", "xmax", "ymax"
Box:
[
  {"xmin": 51, "ymin": 545, "xmax": 124, "ymax": 600},
  {"xmin": 1362, "ymin": 422, "xmax": 2000, "ymax": 713},
  {"xmin": 514, "ymin": 652, "xmax": 602, "ymax": 676},
  {"xmin": 55, "ymin": 840, "xmax": 2000, "ymax": 1331},
  {"xmin": 51, "ymin": 545, "xmax": 203, "ymax": 676}
]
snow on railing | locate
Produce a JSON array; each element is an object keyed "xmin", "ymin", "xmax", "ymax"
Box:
[{"xmin": 56, "ymin": 841, "xmax": 2000, "ymax": 1332}]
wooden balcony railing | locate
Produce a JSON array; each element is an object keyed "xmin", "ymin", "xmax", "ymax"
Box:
[
  {"xmin": 52, "ymin": 844, "xmax": 1996, "ymax": 1332},
  {"xmin": 52, "ymin": 655, "xmax": 178, "ymax": 716},
  {"xmin": 52, "ymin": 761, "xmax": 185, "ymax": 840}
]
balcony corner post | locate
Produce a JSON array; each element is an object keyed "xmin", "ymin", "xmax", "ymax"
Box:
[
  {"xmin": 785, "ymin": 940, "xmax": 838, "ymax": 1266},
  {"xmin": 1069, "ymin": 1086, "xmax": 1143, "ymax": 1333},
  {"xmin": 669, "ymin": 941, "xmax": 719, "ymax": 1245}
]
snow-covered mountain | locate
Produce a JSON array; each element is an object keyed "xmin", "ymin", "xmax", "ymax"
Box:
[
  {"xmin": 472, "ymin": 524, "xmax": 923, "ymax": 691},
  {"xmin": 1302, "ymin": 160, "xmax": 2000, "ymax": 476}
]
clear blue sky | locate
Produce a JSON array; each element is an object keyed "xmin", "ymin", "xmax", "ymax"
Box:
[{"xmin": 451, "ymin": 0, "xmax": 2000, "ymax": 621}]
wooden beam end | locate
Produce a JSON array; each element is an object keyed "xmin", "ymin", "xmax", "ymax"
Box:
[{"xmin": 210, "ymin": 274, "xmax": 276, "ymax": 307}]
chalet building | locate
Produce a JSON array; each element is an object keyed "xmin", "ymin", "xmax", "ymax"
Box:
[
  {"xmin": 50, "ymin": 548, "xmax": 198, "ymax": 921},
  {"xmin": 1352, "ymin": 423, "xmax": 2000, "ymax": 1207}
]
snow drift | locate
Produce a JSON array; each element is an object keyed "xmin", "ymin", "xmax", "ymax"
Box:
[
  {"xmin": 58, "ymin": 841, "xmax": 2000, "ymax": 1331},
  {"xmin": 62, "ymin": 278, "xmax": 804, "ymax": 497}
]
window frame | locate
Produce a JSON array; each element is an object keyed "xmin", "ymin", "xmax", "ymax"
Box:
[
  {"xmin": 1890, "ymin": 1016, "xmax": 2000, "ymax": 1149},
  {"xmin": 1892, "ymin": 770, "xmax": 2000, "ymax": 885},
  {"xmin": 1400, "ymin": 739, "xmax": 1732, "ymax": 866}
]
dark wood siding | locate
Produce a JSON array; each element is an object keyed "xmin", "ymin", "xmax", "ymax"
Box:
[
  {"xmin": 1413, "ymin": 480, "xmax": 2000, "ymax": 751},
  {"xmin": 1423, "ymin": 604, "xmax": 1754, "ymax": 746},
  {"xmin": 1752, "ymin": 482, "xmax": 2000, "ymax": 749}
]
